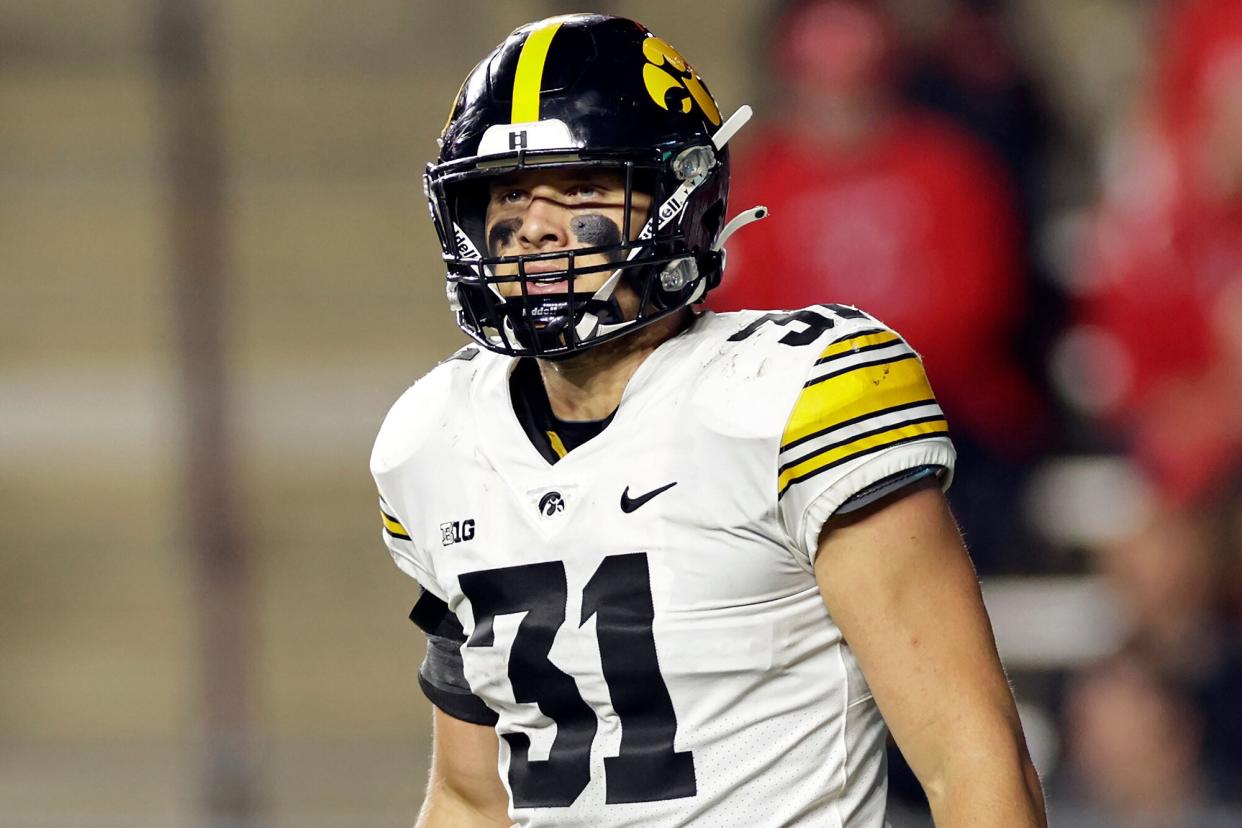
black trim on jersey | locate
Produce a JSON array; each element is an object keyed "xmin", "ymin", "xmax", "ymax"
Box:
[
  {"xmin": 823, "ymin": 303, "xmax": 869, "ymax": 320},
  {"xmin": 779, "ymin": 414, "xmax": 949, "ymax": 474},
  {"xmin": 383, "ymin": 525, "xmax": 412, "ymax": 542},
  {"xmin": 803, "ymin": 352, "xmax": 919, "ymax": 389},
  {"xmin": 409, "ymin": 588, "xmax": 461, "ymax": 639},
  {"xmin": 439, "ymin": 345, "xmax": 480, "ymax": 365},
  {"xmin": 419, "ymin": 644, "xmax": 500, "ymax": 726},
  {"xmin": 778, "ymin": 430, "xmax": 950, "ymax": 499},
  {"xmin": 780, "ymin": 398, "xmax": 939, "ymax": 454},
  {"xmin": 812, "ymin": 330, "xmax": 893, "ymax": 365},
  {"xmin": 381, "ymin": 507, "xmax": 412, "ymax": 541},
  {"xmin": 509, "ymin": 358, "xmax": 616, "ymax": 464},
  {"xmin": 409, "ymin": 590, "xmax": 499, "ymax": 726},
  {"xmin": 836, "ymin": 465, "xmax": 942, "ymax": 515}
]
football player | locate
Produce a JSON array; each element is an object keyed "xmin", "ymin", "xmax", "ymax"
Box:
[{"xmin": 372, "ymin": 14, "xmax": 1046, "ymax": 828}]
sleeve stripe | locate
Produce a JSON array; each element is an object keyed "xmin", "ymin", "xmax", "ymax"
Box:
[
  {"xmin": 781, "ymin": 397, "xmax": 939, "ymax": 454},
  {"xmin": 779, "ymin": 413, "xmax": 948, "ymax": 475},
  {"xmin": 379, "ymin": 501, "xmax": 412, "ymax": 541},
  {"xmin": 805, "ymin": 350, "xmax": 917, "ymax": 389},
  {"xmin": 780, "ymin": 403, "xmax": 945, "ymax": 465},
  {"xmin": 777, "ymin": 421, "xmax": 950, "ymax": 498},
  {"xmin": 813, "ymin": 329, "xmax": 900, "ymax": 365},
  {"xmin": 783, "ymin": 356, "xmax": 935, "ymax": 448}
]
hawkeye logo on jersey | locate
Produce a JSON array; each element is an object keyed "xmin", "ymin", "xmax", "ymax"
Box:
[
  {"xmin": 440, "ymin": 518, "xmax": 476, "ymax": 546},
  {"xmin": 537, "ymin": 491, "xmax": 566, "ymax": 518}
]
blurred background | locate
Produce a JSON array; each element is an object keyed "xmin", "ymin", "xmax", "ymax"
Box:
[{"xmin": 2, "ymin": 0, "xmax": 1240, "ymax": 825}]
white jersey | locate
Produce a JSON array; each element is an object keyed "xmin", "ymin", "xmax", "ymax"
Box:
[{"xmin": 371, "ymin": 305, "xmax": 955, "ymax": 828}]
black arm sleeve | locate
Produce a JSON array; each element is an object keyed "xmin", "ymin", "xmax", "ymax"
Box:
[{"xmin": 409, "ymin": 588, "xmax": 499, "ymax": 726}]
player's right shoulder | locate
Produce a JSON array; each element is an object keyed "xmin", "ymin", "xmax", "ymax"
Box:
[{"xmin": 370, "ymin": 344, "xmax": 495, "ymax": 477}]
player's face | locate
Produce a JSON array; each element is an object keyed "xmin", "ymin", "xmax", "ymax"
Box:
[{"xmin": 484, "ymin": 167, "xmax": 652, "ymax": 303}]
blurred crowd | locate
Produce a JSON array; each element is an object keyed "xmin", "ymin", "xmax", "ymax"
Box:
[{"xmin": 707, "ymin": 0, "xmax": 1242, "ymax": 824}]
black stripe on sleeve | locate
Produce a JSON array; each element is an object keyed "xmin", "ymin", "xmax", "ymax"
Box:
[
  {"xmin": 384, "ymin": 525, "xmax": 413, "ymax": 542},
  {"xmin": 812, "ymin": 329, "xmax": 890, "ymax": 365},
  {"xmin": 778, "ymin": 428, "xmax": 950, "ymax": 499},
  {"xmin": 780, "ymin": 398, "xmax": 939, "ymax": 454},
  {"xmin": 778, "ymin": 414, "xmax": 949, "ymax": 475},
  {"xmin": 804, "ymin": 352, "xmax": 918, "ymax": 389}
]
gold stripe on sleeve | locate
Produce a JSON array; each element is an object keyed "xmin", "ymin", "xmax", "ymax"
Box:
[
  {"xmin": 381, "ymin": 509, "xmax": 411, "ymax": 541},
  {"xmin": 778, "ymin": 419, "xmax": 950, "ymax": 496},
  {"xmin": 782, "ymin": 356, "xmax": 933, "ymax": 450},
  {"xmin": 511, "ymin": 20, "xmax": 564, "ymax": 123}
]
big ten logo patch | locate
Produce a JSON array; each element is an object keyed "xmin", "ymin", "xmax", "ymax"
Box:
[
  {"xmin": 641, "ymin": 37, "xmax": 721, "ymax": 126},
  {"xmin": 440, "ymin": 518, "xmax": 476, "ymax": 546}
]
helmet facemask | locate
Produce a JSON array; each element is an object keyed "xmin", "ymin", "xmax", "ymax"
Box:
[{"xmin": 426, "ymin": 147, "xmax": 726, "ymax": 357}]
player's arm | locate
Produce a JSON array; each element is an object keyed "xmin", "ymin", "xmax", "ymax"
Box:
[
  {"xmin": 814, "ymin": 478, "xmax": 1047, "ymax": 827},
  {"xmin": 416, "ymin": 709, "xmax": 509, "ymax": 828},
  {"xmin": 407, "ymin": 589, "xmax": 510, "ymax": 827}
]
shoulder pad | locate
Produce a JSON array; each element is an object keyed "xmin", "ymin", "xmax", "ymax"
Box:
[
  {"xmin": 685, "ymin": 307, "xmax": 872, "ymax": 440},
  {"xmin": 370, "ymin": 346, "xmax": 493, "ymax": 476}
]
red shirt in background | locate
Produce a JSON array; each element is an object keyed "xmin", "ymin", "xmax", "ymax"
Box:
[
  {"xmin": 712, "ymin": 111, "xmax": 1041, "ymax": 456},
  {"xmin": 1072, "ymin": 0, "xmax": 1242, "ymax": 501}
]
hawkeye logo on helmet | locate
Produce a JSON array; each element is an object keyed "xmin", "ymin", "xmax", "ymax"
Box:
[
  {"xmin": 477, "ymin": 119, "xmax": 577, "ymax": 157},
  {"xmin": 641, "ymin": 36, "xmax": 721, "ymax": 125}
]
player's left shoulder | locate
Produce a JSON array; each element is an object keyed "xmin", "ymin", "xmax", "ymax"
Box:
[
  {"xmin": 706, "ymin": 302, "xmax": 896, "ymax": 348},
  {"xmin": 686, "ymin": 304, "xmax": 903, "ymax": 438}
]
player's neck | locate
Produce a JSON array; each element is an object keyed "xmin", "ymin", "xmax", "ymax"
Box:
[{"xmin": 536, "ymin": 310, "xmax": 690, "ymax": 421}]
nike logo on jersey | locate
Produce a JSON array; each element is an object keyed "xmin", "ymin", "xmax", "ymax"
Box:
[{"xmin": 620, "ymin": 482, "xmax": 677, "ymax": 513}]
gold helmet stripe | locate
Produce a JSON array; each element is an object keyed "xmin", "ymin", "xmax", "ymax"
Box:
[{"xmin": 511, "ymin": 20, "xmax": 564, "ymax": 124}]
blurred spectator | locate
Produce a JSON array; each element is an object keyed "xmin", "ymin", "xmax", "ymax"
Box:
[
  {"xmin": 1091, "ymin": 494, "xmax": 1242, "ymax": 790},
  {"xmin": 901, "ymin": 0, "xmax": 1065, "ymax": 408},
  {"xmin": 1214, "ymin": 470, "xmax": 1242, "ymax": 628},
  {"xmin": 903, "ymin": 0, "xmax": 1052, "ymax": 227},
  {"xmin": 713, "ymin": 0, "xmax": 1052, "ymax": 570},
  {"xmin": 1051, "ymin": 653, "xmax": 1236, "ymax": 827},
  {"xmin": 1065, "ymin": 0, "xmax": 1242, "ymax": 503}
]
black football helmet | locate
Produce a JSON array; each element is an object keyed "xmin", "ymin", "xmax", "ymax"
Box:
[{"xmin": 424, "ymin": 13, "xmax": 763, "ymax": 357}]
